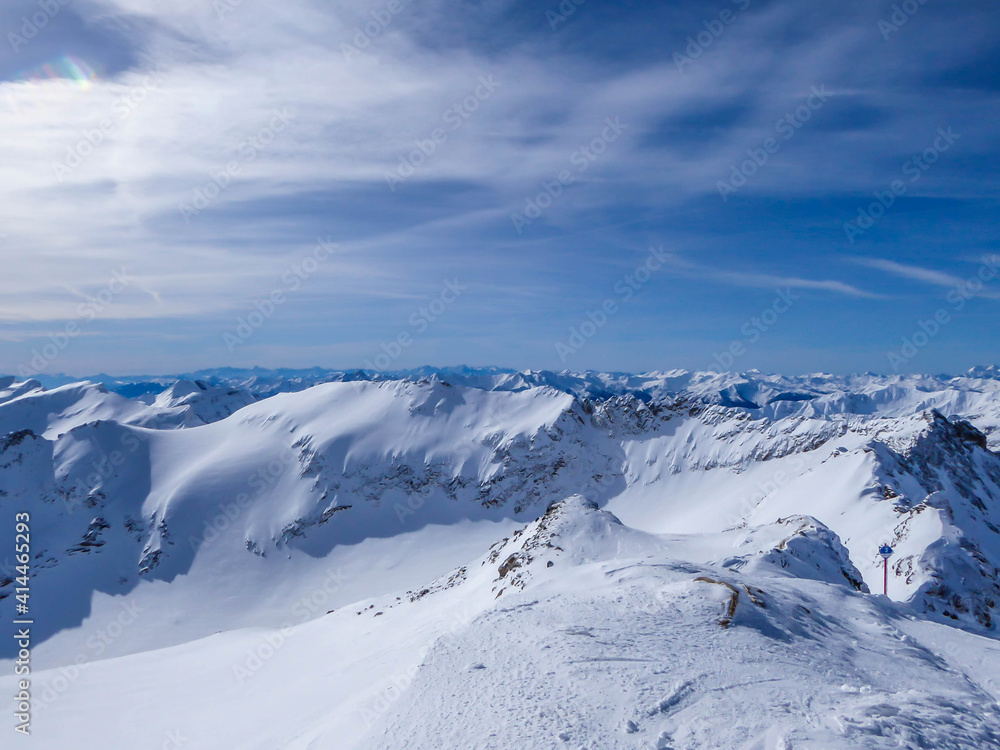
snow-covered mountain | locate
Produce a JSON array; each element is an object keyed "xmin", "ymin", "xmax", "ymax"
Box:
[
  {"xmin": 1, "ymin": 368, "xmax": 1000, "ymax": 748},
  {"xmin": 28, "ymin": 364, "xmax": 1000, "ymax": 433}
]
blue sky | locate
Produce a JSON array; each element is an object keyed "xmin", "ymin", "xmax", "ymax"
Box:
[{"xmin": 1, "ymin": 0, "xmax": 999, "ymax": 376}]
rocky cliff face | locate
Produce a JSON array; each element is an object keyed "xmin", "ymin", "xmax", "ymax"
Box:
[{"xmin": 866, "ymin": 412, "xmax": 1000, "ymax": 628}]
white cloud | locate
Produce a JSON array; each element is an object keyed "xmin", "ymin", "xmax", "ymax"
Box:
[
  {"xmin": 661, "ymin": 254, "xmax": 881, "ymax": 298},
  {"xmin": 0, "ymin": 0, "xmax": 994, "ymax": 333},
  {"xmin": 853, "ymin": 258, "xmax": 1000, "ymax": 299}
]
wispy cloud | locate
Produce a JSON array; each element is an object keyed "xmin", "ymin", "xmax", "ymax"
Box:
[
  {"xmin": 0, "ymin": 0, "xmax": 997, "ymax": 372},
  {"xmin": 853, "ymin": 258, "xmax": 1000, "ymax": 299},
  {"xmin": 664, "ymin": 255, "xmax": 883, "ymax": 298}
]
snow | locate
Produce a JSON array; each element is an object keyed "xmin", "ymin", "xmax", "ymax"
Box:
[
  {"xmin": 1, "ymin": 368, "xmax": 999, "ymax": 747},
  {"xmin": 27, "ymin": 365, "xmax": 1000, "ymax": 449}
]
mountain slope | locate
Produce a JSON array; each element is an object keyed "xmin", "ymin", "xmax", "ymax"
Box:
[
  {"xmin": 2, "ymin": 373, "xmax": 999, "ymax": 662},
  {"xmin": 359, "ymin": 500, "xmax": 1000, "ymax": 749},
  {"xmin": 1, "ymin": 370, "xmax": 1000, "ymax": 748},
  {"xmin": 8, "ymin": 497, "xmax": 999, "ymax": 750}
]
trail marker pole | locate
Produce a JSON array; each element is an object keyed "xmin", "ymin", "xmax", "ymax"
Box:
[{"xmin": 878, "ymin": 544, "xmax": 893, "ymax": 596}]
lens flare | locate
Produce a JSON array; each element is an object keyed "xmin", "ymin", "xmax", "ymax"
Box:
[{"xmin": 14, "ymin": 54, "xmax": 99, "ymax": 90}]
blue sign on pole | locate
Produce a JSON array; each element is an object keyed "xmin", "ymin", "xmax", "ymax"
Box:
[{"xmin": 879, "ymin": 544, "xmax": 894, "ymax": 596}]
